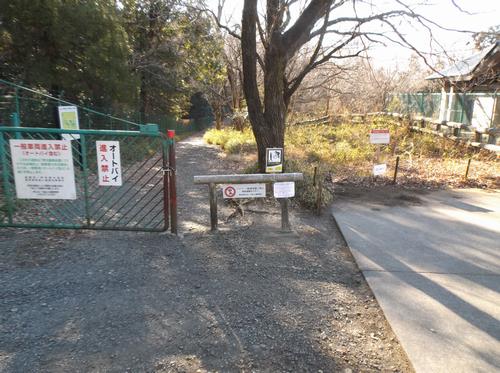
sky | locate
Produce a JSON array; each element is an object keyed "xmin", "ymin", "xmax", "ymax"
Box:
[{"xmin": 207, "ymin": 0, "xmax": 500, "ymax": 70}]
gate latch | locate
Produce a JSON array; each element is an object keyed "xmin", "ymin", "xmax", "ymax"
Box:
[{"xmin": 161, "ymin": 166, "xmax": 175, "ymax": 175}]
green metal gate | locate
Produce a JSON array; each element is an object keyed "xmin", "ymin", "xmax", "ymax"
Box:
[{"xmin": 0, "ymin": 126, "xmax": 176, "ymax": 232}]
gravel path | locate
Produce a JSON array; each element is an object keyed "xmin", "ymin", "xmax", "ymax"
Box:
[{"xmin": 0, "ymin": 133, "xmax": 412, "ymax": 372}]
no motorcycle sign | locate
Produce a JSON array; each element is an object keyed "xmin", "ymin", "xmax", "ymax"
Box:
[{"xmin": 222, "ymin": 184, "xmax": 266, "ymax": 199}]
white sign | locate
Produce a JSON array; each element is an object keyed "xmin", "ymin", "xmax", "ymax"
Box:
[
  {"xmin": 370, "ymin": 129, "xmax": 390, "ymax": 144},
  {"xmin": 373, "ymin": 163, "xmax": 387, "ymax": 176},
  {"xmin": 273, "ymin": 182, "xmax": 295, "ymax": 198},
  {"xmin": 58, "ymin": 106, "xmax": 80, "ymax": 140},
  {"xmin": 9, "ymin": 139, "xmax": 77, "ymax": 199},
  {"xmin": 222, "ymin": 183, "xmax": 266, "ymax": 199},
  {"xmin": 266, "ymin": 148, "xmax": 283, "ymax": 173},
  {"xmin": 96, "ymin": 141, "xmax": 122, "ymax": 186}
]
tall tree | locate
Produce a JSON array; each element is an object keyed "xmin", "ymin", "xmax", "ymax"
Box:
[
  {"xmin": 0, "ymin": 0, "xmax": 133, "ymax": 107},
  {"xmin": 122, "ymin": 0, "xmax": 225, "ymax": 120}
]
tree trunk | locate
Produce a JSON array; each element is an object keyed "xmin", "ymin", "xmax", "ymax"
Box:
[
  {"xmin": 242, "ymin": 0, "xmax": 267, "ymax": 171},
  {"xmin": 260, "ymin": 37, "xmax": 287, "ymax": 171},
  {"xmin": 242, "ymin": 0, "xmax": 288, "ymax": 172}
]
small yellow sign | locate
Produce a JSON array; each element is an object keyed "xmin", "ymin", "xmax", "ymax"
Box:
[
  {"xmin": 58, "ymin": 106, "xmax": 80, "ymax": 140},
  {"xmin": 60, "ymin": 111, "xmax": 78, "ymax": 130}
]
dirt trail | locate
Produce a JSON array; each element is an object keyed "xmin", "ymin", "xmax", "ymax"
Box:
[{"xmin": 0, "ymin": 133, "xmax": 412, "ymax": 372}]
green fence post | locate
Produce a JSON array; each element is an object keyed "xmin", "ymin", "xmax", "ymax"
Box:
[
  {"xmin": 0, "ymin": 132, "xmax": 14, "ymax": 224},
  {"xmin": 14, "ymin": 87, "xmax": 20, "ymax": 124},
  {"xmin": 10, "ymin": 112, "xmax": 21, "ymax": 139},
  {"xmin": 79, "ymin": 134, "xmax": 91, "ymax": 226}
]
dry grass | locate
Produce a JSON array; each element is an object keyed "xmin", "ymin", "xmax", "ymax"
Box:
[{"xmin": 204, "ymin": 117, "xmax": 499, "ymax": 196}]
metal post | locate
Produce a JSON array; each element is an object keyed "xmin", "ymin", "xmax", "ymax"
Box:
[
  {"xmin": 14, "ymin": 87, "xmax": 20, "ymax": 125},
  {"xmin": 162, "ymin": 137, "xmax": 170, "ymax": 231},
  {"xmin": 10, "ymin": 113, "xmax": 21, "ymax": 139},
  {"xmin": 316, "ymin": 176, "xmax": 323, "ymax": 216},
  {"xmin": 280, "ymin": 199, "xmax": 291, "ymax": 232},
  {"xmin": 79, "ymin": 134, "xmax": 91, "ymax": 226},
  {"xmin": 167, "ymin": 131, "xmax": 177, "ymax": 234},
  {"xmin": 209, "ymin": 183, "xmax": 217, "ymax": 231},
  {"xmin": 464, "ymin": 158, "xmax": 472, "ymax": 180},
  {"xmin": 393, "ymin": 156, "xmax": 400, "ymax": 184},
  {"xmin": 0, "ymin": 133, "xmax": 14, "ymax": 223}
]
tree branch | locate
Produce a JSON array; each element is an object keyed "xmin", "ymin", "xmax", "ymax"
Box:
[{"xmin": 282, "ymin": 0, "xmax": 332, "ymax": 58}]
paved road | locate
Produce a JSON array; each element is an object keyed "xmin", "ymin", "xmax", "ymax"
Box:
[{"xmin": 332, "ymin": 188, "xmax": 500, "ymax": 373}]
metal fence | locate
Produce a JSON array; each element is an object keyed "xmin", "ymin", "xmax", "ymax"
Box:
[
  {"xmin": 388, "ymin": 92, "xmax": 499, "ymax": 127},
  {"xmin": 0, "ymin": 78, "xmax": 213, "ymax": 133},
  {"xmin": 0, "ymin": 126, "xmax": 176, "ymax": 232}
]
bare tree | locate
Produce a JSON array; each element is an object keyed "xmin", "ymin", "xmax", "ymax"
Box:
[{"xmin": 235, "ymin": 0, "xmax": 472, "ymax": 171}]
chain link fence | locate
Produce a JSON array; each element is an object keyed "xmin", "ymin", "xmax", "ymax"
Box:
[{"xmin": 0, "ymin": 79, "xmax": 213, "ymax": 133}]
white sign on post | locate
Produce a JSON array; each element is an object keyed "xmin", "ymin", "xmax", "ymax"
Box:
[
  {"xmin": 273, "ymin": 182, "xmax": 295, "ymax": 198},
  {"xmin": 9, "ymin": 139, "xmax": 77, "ymax": 199},
  {"xmin": 370, "ymin": 129, "xmax": 390, "ymax": 144},
  {"xmin": 58, "ymin": 106, "xmax": 80, "ymax": 140},
  {"xmin": 373, "ymin": 163, "xmax": 387, "ymax": 176},
  {"xmin": 222, "ymin": 184, "xmax": 266, "ymax": 199},
  {"xmin": 96, "ymin": 141, "xmax": 122, "ymax": 186}
]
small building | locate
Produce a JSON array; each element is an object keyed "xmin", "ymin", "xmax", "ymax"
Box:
[{"xmin": 426, "ymin": 41, "xmax": 499, "ymax": 130}]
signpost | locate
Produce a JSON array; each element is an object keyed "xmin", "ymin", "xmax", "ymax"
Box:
[
  {"xmin": 222, "ymin": 183, "xmax": 266, "ymax": 199},
  {"xmin": 194, "ymin": 173, "xmax": 303, "ymax": 232},
  {"xmin": 370, "ymin": 129, "xmax": 390, "ymax": 176},
  {"xmin": 266, "ymin": 148, "xmax": 283, "ymax": 173},
  {"xmin": 58, "ymin": 106, "xmax": 80, "ymax": 140},
  {"xmin": 9, "ymin": 139, "xmax": 77, "ymax": 199},
  {"xmin": 96, "ymin": 141, "xmax": 122, "ymax": 186}
]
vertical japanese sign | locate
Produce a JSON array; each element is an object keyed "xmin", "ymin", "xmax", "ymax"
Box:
[
  {"xmin": 96, "ymin": 141, "xmax": 122, "ymax": 186},
  {"xmin": 265, "ymin": 148, "xmax": 283, "ymax": 173},
  {"xmin": 9, "ymin": 139, "xmax": 77, "ymax": 199},
  {"xmin": 58, "ymin": 106, "xmax": 80, "ymax": 140}
]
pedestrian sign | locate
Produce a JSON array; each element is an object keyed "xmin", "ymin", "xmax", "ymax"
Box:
[{"xmin": 266, "ymin": 148, "xmax": 283, "ymax": 173}]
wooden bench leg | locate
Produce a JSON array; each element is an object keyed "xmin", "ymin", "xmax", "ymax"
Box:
[
  {"xmin": 280, "ymin": 198, "xmax": 291, "ymax": 232},
  {"xmin": 209, "ymin": 183, "xmax": 217, "ymax": 231}
]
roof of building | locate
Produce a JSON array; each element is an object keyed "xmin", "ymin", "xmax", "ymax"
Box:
[{"xmin": 426, "ymin": 41, "xmax": 499, "ymax": 81}]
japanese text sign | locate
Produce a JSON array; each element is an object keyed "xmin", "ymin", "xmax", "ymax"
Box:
[
  {"xmin": 9, "ymin": 139, "xmax": 77, "ymax": 199},
  {"xmin": 369, "ymin": 129, "xmax": 390, "ymax": 144},
  {"xmin": 266, "ymin": 148, "xmax": 283, "ymax": 173},
  {"xmin": 58, "ymin": 106, "xmax": 80, "ymax": 140},
  {"xmin": 273, "ymin": 181, "xmax": 295, "ymax": 198},
  {"xmin": 96, "ymin": 141, "xmax": 122, "ymax": 186},
  {"xmin": 373, "ymin": 163, "xmax": 387, "ymax": 176},
  {"xmin": 222, "ymin": 184, "xmax": 266, "ymax": 199}
]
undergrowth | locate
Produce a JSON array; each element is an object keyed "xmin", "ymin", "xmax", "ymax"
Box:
[{"xmin": 204, "ymin": 117, "xmax": 497, "ymax": 208}]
